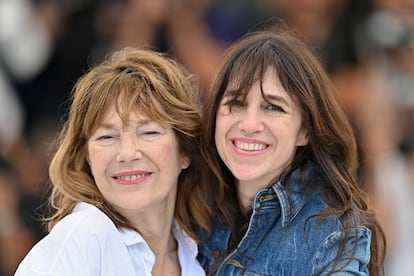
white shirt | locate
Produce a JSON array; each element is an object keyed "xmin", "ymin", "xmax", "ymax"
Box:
[{"xmin": 15, "ymin": 202, "xmax": 205, "ymax": 276}]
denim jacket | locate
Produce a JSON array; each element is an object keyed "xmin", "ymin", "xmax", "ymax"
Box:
[{"xmin": 198, "ymin": 168, "xmax": 371, "ymax": 275}]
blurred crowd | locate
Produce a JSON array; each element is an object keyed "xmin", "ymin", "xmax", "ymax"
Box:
[{"xmin": 0, "ymin": 0, "xmax": 413, "ymax": 275}]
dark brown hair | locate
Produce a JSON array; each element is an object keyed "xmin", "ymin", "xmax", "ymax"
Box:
[{"xmin": 201, "ymin": 29, "xmax": 386, "ymax": 275}]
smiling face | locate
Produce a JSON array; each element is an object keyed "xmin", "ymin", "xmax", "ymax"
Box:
[
  {"xmin": 87, "ymin": 103, "xmax": 189, "ymax": 220},
  {"xmin": 215, "ymin": 67, "xmax": 308, "ymax": 192}
]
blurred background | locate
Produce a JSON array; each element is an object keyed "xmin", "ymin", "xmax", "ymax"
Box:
[{"xmin": 0, "ymin": 0, "xmax": 413, "ymax": 275}]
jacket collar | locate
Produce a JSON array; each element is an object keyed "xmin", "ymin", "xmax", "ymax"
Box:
[{"xmin": 268, "ymin": 166, "xmax": 313, "ymax": 227}]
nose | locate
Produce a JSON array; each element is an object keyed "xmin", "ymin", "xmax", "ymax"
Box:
[
  {"xmin": 238, "ymin": 107, "xmax": 265, "ymax": 134},
  {"xmin": 116, "ymin": 134, "xmax": 142, "ymax": 163}
]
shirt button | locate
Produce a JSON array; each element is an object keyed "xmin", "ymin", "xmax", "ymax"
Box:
[{"xmin": 144, "ymin": 252, "xmax": 152, "ymax": 260}]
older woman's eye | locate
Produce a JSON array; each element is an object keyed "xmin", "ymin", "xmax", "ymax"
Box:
[
  {"xmin": 137, "ymin": 124, "xmax": 166, "ymax": 140},
  {"xmin": 142, "ymin": 131, "xmax": 161, "ymax": 136},
  {"xmin": 92, "ymin": 133, "xmax": 119, "ymax": 146},
  {"xmin": 97, "ymin": 135, "xmax": 115, "ymax": 140}
]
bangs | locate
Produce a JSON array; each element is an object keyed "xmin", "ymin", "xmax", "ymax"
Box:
[
  {"xmin": 223, "ymin": 42, "xmax": 280, "ymax": 105},
  {"xmin": 83, "ymin": 69, "xmax": 171, "ymax": 137},
  {"xmin": 115, "ymin": 74, "xmax": 171, "ymax": 125}
]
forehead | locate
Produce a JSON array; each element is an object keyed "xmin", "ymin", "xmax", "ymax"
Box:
[
  {"xmin": 225, "ymin": 67, "xmax": 292, "ymax": 100},
  {"xmin": 95, "ymin": 97, "xmax": 167, "ymax": 128}
]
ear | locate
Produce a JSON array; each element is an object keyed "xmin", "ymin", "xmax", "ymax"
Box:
[
  {"xmin": 180, "ymin": 155, "xmax": 191, "ymax": 170},
  {"xmin": 296, "ymin": 128, "xmax": 308, "ymax": 147}
]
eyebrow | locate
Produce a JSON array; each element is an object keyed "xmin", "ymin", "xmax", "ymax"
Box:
[
  {"xmin": 264, "ymin": 94, "xmax": 291, "ymax": 107},
  {"xmin": 95, "ymin": 122, "xmax": 115, "ymax": 130},
  {"xmin": 96, "ymin": 119, "xmax": 155, "ymax": 130},
  {"xmin": 223, "ymin": 89, "xmax": 292, "ymax": 107}
]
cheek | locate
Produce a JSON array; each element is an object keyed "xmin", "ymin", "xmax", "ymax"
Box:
[
  {"xmin": 272, "ymin": 123, "xmax": 300, "ymax": 148},
  {"xmin": 215, "ymin": 116, "xmax": 228, "ymax": 142},
  {"xmin": 157, "ymin": 140, "xmax": 182, "ymax": 165},
  {"xmin": 215, "ymin": 115, "xmax": 237, "ymax": 157},
  {"xmin": 214, "ymin": 126, "xmax": 224, "ymax": 151},
  {"xmin": 87, "ymin": 147, "xmax": 106, "ymax": 176}
]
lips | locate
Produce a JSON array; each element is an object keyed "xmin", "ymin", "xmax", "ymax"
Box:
[{"xmin": 112, "ymin": 171, "xmax": 152, "ymax": 185}]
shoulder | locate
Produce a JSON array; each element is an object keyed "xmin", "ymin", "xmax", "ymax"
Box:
[
  {"xmin": 300, "ymin": 189, "xmax": 371, "ymax": 274},
  {"xmin": 59, "ymin": 202, "xmax": 118, "ymax": 235},
  {"xmin": 15, "ymin": 203, "xmax": 127, "ymax": 275},
  {"xmin": 42, "ymin": 202, "xmax": 121, "ymax": 244},
  {"xmin": 312, "ymin": 226, "xmax": 371, "ymax": 275}
]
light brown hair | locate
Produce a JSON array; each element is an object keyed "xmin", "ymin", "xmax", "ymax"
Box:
[{"xmin": 46, "ymin": 48, "xmax": 211, "ymax": 239}]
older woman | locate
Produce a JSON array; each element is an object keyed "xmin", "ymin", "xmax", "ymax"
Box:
[{"xmin": 15, "ymin": 48, "xmax": 210, "ymax": 276}]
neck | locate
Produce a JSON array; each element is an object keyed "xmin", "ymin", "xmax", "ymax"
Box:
[
  {"xmin": 237, "ymin": 183, "xmax": 256, "ymax": 216},
  {"xmin": 133, "ymin": 206, "xmax": 175, "ymax": 254},
  {"xmin": 133, "ymin": 211, "xmax": 180, "ymax": 275},
  {"xmin": 150, "ymin": 232, "xmax": 181, "ymax": 276}
]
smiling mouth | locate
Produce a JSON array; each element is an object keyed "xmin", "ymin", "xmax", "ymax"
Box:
[
  {"xmin": 234, "ymin": 140, "xmax": 268, "ymax": 151},
  {"xmin": 114, "ymin": 173, "xmax": 151, "ymax": 181}
]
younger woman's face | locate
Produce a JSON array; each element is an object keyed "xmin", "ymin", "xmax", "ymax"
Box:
[{"xmin": 215, "ymin": 67, "xmax": 308, "ymax": 191}]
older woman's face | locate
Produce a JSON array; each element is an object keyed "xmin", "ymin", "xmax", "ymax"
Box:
[
  {"xmin": 215, "ymin": 67, "xmax": 308, "ymax": 191},
  {"xmin": 87, "ymin": 103, "xmax": 189, "ymax": 220}
]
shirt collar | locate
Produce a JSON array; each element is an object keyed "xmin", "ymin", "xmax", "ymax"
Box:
[
  {"xmin": 118, "ymin": 219, "xmax": 198, "ymax": 254},
  {"xmin": 75, "ymin": 202, "xmax": 199, "ymax": 264},
  {"xmin": 119, "ymin": 227, "xmax": 146, "ymax": 247},
  {"xmin": 172, "ymin": 219, "xmax": 199, "ymax": 260}
]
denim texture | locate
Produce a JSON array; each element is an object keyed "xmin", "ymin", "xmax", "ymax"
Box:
[{"xmin": 198, "ymin": 168, "xmax": 371, "ymax": 275}]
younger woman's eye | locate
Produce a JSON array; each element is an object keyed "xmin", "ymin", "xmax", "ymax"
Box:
[
  {"xmin": 231, "ymin": 99, "xmax": 244, "ymax": 106},
  {"xmin": 265, "ymin": 104, "xmax": 285, "ymax": 112}
]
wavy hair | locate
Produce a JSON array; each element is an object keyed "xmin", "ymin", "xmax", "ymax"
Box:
[
  {"xmin": 200, "ymin": 29, "xmax": 386, "ymax": 275},
  {"xmin": 46, "ymin": 48, "xmax": 212, "ymax": 240}
]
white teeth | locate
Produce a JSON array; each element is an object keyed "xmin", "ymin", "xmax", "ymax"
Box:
[
  {"xmin": 116, "ymin": 173, "xmax": 149, "ymax": 181},
  {"xmin": 234, "ymin": 141, "xmax": 267, "ymax": 151}
]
